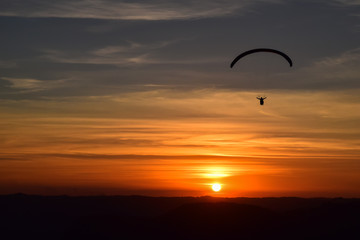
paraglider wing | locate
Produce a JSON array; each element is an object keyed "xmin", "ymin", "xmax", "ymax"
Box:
[{"xmin": 230, "ymin": 48, "xmax": 293, "ymax": 68}]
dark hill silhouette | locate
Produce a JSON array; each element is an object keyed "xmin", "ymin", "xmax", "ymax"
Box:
[
  {"xmin": 1, "ymin": 194, "xmax": 360, "ymax": 240},
  {"xmin": 155, "ymin": 202, "xmax": 280, "ymax": 240}
]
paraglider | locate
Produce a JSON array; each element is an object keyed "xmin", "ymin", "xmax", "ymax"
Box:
[
  {"xmin": 256, "ymin": 96, "xmax": 266, "ymax": 105},
  {"xmin": 230, "ymin": 48, "xmax": 292, "ymax": 68},
  {"xmin": 230, "ymin": 48, "xmax": 293, "ymax": 106}
]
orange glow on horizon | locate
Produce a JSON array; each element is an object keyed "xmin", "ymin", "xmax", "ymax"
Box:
[{"xmin": 1, "ymin": 90, "xmax": 360, "ymax": 197}]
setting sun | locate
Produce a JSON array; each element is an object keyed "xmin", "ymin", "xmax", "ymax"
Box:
[{"xmin": 212, "ymin": 184, "xmax": 222, "ymax": 192}]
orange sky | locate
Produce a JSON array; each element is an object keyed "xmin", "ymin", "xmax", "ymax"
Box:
[
  {"xmin": 1, "ymin": 89, "xmax": 360, "ymax": 197},
  {"xmin": 1, "ymin": 0, "xmax": 360, "ymax": 197}
]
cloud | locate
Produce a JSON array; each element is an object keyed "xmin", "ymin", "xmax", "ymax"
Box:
[
  {"xmin": 42, "ymin": 39, "xmax": 223, "ymax": 66},
  {"xmin": 0, "ymin": 61, "xmax": 17, "ymax": 68},
  {"xmin": 334, "ymin": 0, "xmax": 360, "ymax": 5},
  {"xmin": 314, "ymin": 48, "xmax": 360, "ymax": 68},
  {"xmin": 258, "ymin": 48, "xmax": 360, "ymax": 90},
  {"xmin": 42, "ymin": 46, "xmax": 162, "ymax": 66},
  {"xmin": 42, "ymin": 48, "xmax": 152, "ymax": 66},
  {"xmin": 0, "ymin": 0, "xmax": 249, "ymax": 20},
  {"xmin": 91, "ymin": 42, "xmax": 146, "ymax": 56},
  {"xmin": 2, "ymin": 77, "xmax": 66, "ymax": 92},
  {"xmin": 89, "ymin": 41, "xmax": 175, "ymax": 64},
  {"xmin": 298, "ymin": 48, "xmax": 360, "ymax": 88}
]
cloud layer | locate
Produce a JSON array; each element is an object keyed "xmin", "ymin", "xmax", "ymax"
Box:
[{"xmin": 0, "ymin": 0, "xmax": 247, "ymax": 20}]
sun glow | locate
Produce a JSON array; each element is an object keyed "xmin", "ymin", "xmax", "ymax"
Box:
[
  {"xmin": 202, "ymin": 167, "xmax": 232, "ymax": 178},
  {"xmin": 212, "ymin": 183, "xmax": 222, "ymax": 192}
]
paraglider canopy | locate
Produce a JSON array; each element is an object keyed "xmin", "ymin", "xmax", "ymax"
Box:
[{"xmin": 230, "ymin": 48, "xmax": 293, "ymax": 68}]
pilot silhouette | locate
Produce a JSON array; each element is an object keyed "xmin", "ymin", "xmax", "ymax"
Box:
[{"xmin": 256, "ymin": 96, "xmax": 267, "ymax": 105}]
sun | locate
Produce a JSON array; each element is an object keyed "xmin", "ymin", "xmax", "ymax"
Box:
[{"xmin": 211, "ymin": 183, "xmax": 222, "ymax": 192}]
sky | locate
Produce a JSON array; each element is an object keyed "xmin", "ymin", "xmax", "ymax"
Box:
[{"xmin": 0, "ymin": 0, "xmax": 360, "ymax": 197}]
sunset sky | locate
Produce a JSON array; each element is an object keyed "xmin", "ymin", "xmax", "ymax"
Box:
[{"xmin": 1, "ymin": 0, "xmax": 360, "ymax": 197}]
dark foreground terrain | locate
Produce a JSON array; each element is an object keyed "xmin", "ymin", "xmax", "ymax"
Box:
[{"xmin": 1, "ymin": 194, "xmax": 360, "ymax": 240}]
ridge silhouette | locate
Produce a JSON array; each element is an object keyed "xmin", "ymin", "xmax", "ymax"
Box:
[{"xmin": 1, "ymin": 194, "xmax": 360, "ymax": 240}]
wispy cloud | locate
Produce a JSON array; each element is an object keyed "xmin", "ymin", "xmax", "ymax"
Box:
[
  {"xmin": 42, "ymin": 39, "xmax": 223, "ymax": 66},
  {"xmin": 0, "ymin": 0, "xmax": 248, "ymax": 20},
  {"xmin": 0, "ymin": 61, "xmax": 17, "ymax": 68},
  {"xmin": 314, "ymin": 48, "xmax": 360, "ymax": 67},
  {"xmin": 306, "ymin": 48, "xmax": 360, "ymax": 83},
  {"xmin": 42, "ymin": 49, "xmax": 154, "ymax": 65},
  {"xmin": 42, "ymin": 44, "xmax": 163, "ymax": 66},
  {"xmin": 334, "ymin": 0, "xmax": 360, "ymax": 5},
  {"xmin": 91, "ymin": 42, "xmax": 145, "ymax": 56},
  {"xmin": 89, "ymin": 41, "xmax": 175, "ymax": 64},
  {"xmin": 2, "ymin": 77, "xmax": 66, "ymax": 92},
  {"xmin": 275, "ymin": 48, "xmax": 360, "ymax": 90}
]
